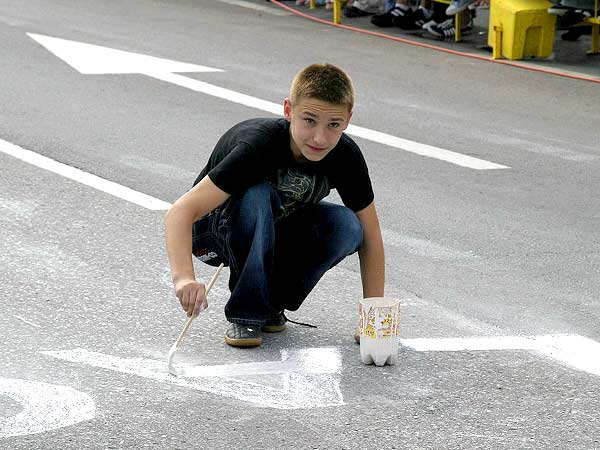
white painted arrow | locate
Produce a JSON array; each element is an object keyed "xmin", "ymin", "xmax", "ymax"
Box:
[
  {"xmin": 27, "ymin": 33, "xmax": 509, "ymax": 170},
  {"xmin": 41, "ymin": 348, "xmax": 344, "ymax": 409},
  {"xmin": 28, "ymin": 33, "xmax": 223, "ymax": 75}
]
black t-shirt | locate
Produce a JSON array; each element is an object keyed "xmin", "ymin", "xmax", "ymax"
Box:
[{"xmin": 194, "ymin": 118, "xmax": 374, "ymax": 218}]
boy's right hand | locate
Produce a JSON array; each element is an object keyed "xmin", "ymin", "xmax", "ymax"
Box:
[{"xmin": 174, "ymin": 279, "xmax": 208, "ymax": 317}]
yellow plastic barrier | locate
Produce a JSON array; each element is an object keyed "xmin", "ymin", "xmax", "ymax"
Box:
[{"xmin": 488, "ymin": 0, "xmax": 556, "ymax": 59}]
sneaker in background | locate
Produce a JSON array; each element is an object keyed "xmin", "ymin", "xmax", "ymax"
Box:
[
  {"xmin": 446, "ymin": 0, "xmax": 475, "ymax": 15},
  {"xmin": 425, "ymin": 17, "xmax": 457, "ymax": 38},
  {"xmin": 371, "ymin": 4, "xmax": 411, "ymax": 27},
  {"xmin": 396, "ymin": 6, "xmax": 433, "ymax": 30}
]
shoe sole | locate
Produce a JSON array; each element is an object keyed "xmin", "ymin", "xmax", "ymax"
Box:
[
  {"xmin": 224, "ymin": 336, "xmax": 263, "ymax": 347},
  {"xmin": 261, "ymin": 323, "xmax": 287, "ymax": 333}
]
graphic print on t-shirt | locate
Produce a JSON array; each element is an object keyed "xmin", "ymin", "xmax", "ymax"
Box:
[{"xmin": 273, "ymin": 167, "xmax": 330, "ymax": 218}]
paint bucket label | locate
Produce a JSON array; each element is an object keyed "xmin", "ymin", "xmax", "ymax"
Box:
[{"xmin": 358, "ymin": 297, "xmax": 400, "ymax": 366}]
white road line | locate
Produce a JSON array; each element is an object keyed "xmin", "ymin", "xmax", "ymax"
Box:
[
  {"xmin": 0, "ymin": 138, "xmax": 171, "ymax": 211},
  {"xmin": 146, "ymin": 72, "xmax": 508, "ymax": 170},
  {"xmin": 401, "ymin": 334, "xmax": 600, "ymax": 377}
]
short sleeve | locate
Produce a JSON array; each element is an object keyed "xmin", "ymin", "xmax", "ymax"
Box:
[
  {"xmin": 331, "ymin": 137, "xmax": 374, "ymax": 212},
  {"xmin": 207, "ymin": 142, "xmax": 271, "ymax": 195}
]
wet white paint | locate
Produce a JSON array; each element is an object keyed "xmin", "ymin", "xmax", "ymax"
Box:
[
  {"xmin": 41, "ymin": 348, "xmax": 344, "ymax": 409},
  {"xmin": 0, "ymin": 378, "xmax": 95, "ymax": 437},
  {"xmin": 402, "ymin": 334, "xmax": 600, "ymax": 377}
]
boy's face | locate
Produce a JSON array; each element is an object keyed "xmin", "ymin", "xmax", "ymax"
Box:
[{"xmin": 284, "ymin": 97, "xmax": 352, "ymax": 163}]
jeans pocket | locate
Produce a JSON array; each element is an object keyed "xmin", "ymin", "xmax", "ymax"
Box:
[{"xmin": 192, "ymin": 215, "xmax": 226, "ymax": 267}]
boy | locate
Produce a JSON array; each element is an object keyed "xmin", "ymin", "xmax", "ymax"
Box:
[{"xmin": 165, "ymin": 63, "xmax": 384, "ymax": 347}]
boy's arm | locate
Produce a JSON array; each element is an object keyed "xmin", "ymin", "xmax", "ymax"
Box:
[
  {"xmin": 165, "ymin": 175, "xmax": 230, "ymax": 316},
  {"xmin": 355, "ymin": 202, "xmax": 385, "ymax": 298}
]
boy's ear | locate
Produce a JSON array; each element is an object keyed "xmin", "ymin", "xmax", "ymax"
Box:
[{"xmin": 283, "ymin": 98, "xmax": 292, "ymax": 121}]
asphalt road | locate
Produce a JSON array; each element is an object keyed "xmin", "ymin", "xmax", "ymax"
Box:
[{"xmin": 1, "ymin": 1, "xmax": 599, "ymax": 449}]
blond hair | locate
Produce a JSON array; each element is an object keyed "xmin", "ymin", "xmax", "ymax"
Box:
[{"xmin": 289, "ymin": 63, "xmax": 354, "ymax": 112}]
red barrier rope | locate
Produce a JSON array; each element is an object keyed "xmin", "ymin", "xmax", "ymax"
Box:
[{"xmin": 269, "ymin": 0, "xmax": 600, "ymax": 84}]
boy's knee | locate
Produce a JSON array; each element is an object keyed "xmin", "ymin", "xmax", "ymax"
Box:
[
  {"xmin": 240, "ymin": 183, "xmax": 277, "ymax": 211},
  {"xmin": 343, "ymin": 211, "xmax": 364, "ymax": 252},
  {"xmin": 233, "ymin": 183, "xmax": 280, "ymax": 232},
  {"xmin": 325, "ymin": 206, "xmax": 364, "ymax": 254}
]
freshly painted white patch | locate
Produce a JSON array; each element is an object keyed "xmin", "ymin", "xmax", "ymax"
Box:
[
  {"xmin": 27, "ymin": 33, "xmax": 508, "ymax": 171},
  {"xmin": 0, "ymin": 138, "xmax": 171, "ymax": 211},
  {"xmin": 12, "ymin": 315, "xmax": 41, "ymax": 328},
  {"xmin": 216, "ymin": 0, "xmax": 291, "ymax": 15},
  {"xmin": 41, "ymin": 348, "xmax": 344, "ymax": 409},
  {"xmin": 402, "ymin": 334, "xmax": 600, "ymax": 377},
  {"xmin": 27, "ymin": 33, "xmax": 223, "ymax": 75},
  {"xmin": 0, "ymin": 378, "xmax": 95, "ymax": 437}
]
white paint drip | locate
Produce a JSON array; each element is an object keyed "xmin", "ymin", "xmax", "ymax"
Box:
[
  {"xmin": 0, "ymin": 138, "xmax": 171, "ymax": 211},
  {"xmin": 41, "ymin": 348, "xmax": 344, "ymax": 409},
  {"xmin": 401, "ymin": 334, "xmax": 600, "ymax": 377},
  {"xmin": 0, "ymin": 378, "xmax": 95, "ymax": 437},
  {"xmin": 12, "ymin": 315, "xmax": 41, "ymax": 328}
]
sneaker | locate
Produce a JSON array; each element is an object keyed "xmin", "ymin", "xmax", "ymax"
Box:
[
  {"xmin": 224, "ymin": 323, "xmax": 262, "ymax": 347},
  {"xmin": 425, "ymin": 17, "xmax": 471, "ymax": 38},
  {"xmin": 343, "ymin": 5, "xmax": 375, "ymax": 17},
  {"xmin": 561, "ymin": 26, "xmax": 591, "ymax": 40},
  {"xmin": 446, "ymin": 0, "xmax": 475, "ymax": 15},
  {"xmin": 396, "ymin": 7, "xmax": 433, "ymax": 30},
  {"xmin": 548, "ymin": 5, "xmax": 570, "ymax": 15},
  {"xmin": 261, "ymin": 312, "xmax": 287, "ymax": 333},
  {"xmin": 371, "ymin": 5, "xmax": 410, "ymax": 27},
  {"xmin": 560, "ymin": 9, "xmax": 591, "ymax": 28}
]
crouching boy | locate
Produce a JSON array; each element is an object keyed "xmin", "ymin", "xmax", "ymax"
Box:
[{"xmin": 165, "ymin": 63, "xmax": 385, "ymax": 347}]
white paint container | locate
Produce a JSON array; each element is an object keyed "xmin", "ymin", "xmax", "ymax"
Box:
[{"xmin": 359, "ymin": 297, "xmax": 401, "ymax": 366}]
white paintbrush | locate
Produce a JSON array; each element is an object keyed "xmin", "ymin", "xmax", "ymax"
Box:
[{"xmin": 167, "ymin": 263, "xmax": 224, "ymax": 376}]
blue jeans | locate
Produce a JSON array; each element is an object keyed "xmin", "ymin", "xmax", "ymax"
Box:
[{"xmin": 192, "ymin": 183, "xmax": 364, "ymax": 326}]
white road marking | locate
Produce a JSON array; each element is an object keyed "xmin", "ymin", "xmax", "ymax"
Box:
[
  {"xmin": 215, "ymin": 0, "xmax": 292, "ymax": 15},
  {"xmin": 42, "ymin": 348, "xmax": 344, "ymax": 409},
  {"xmin": 13, "ymin": 315, "xmax": 41, "ymax": 328},
  {"xmin": 401, "ymin": 334, "xmax": 600, "ymax": 377},
  {"xmin": 28, "ymin": 33, "xmax": 223, "ymax": 75},
  {"xmin": 27, "ymin": 33, "xmax": 509, "ymax": 171},
  {"xmin": 0, "ymin": 378, "xmax": 95, "ymax": 437},
  {"xmin": 0, "ymin": 139, "xmax": 171, "ymax": 211}
]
